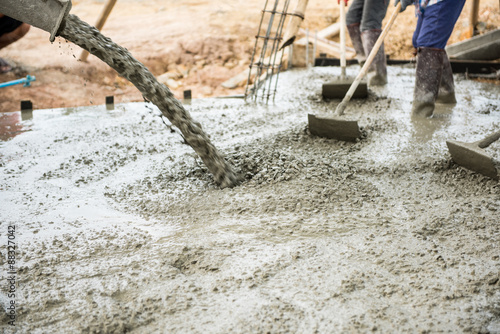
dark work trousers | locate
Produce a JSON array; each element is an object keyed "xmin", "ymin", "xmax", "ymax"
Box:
[
  {"xmin": 345, "ymin": 0, "xmax": 389, "ymax": 32},
  {"xmin": 412, "ymin": 0, "xmax": 466, "ymax": 49},
  {"xmin": 0, "ymin": 16, "xmax": 23, "ymax": 38}
]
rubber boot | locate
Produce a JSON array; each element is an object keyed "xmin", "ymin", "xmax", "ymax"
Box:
[
  {"xmin": 361, "ymin": 29, "xmax": 387, "ymax": 86},
  {"xmin": 412, "ymin": 47, "xmax": 445, "ymax": 118},
  {"xmin": 436, "ymin": 52, "xmax": 456, "ymax": 104},
  {"xmin": 347, "ymin": 23, "xmax": 366, "ymax": 66}
]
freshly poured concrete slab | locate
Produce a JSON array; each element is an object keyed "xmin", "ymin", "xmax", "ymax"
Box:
[{"xmin": 2, "ymin": 67, "xmax": 500, "ymax": 333}]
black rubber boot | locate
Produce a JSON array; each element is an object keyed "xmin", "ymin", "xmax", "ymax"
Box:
[
  {"xmin": 347, "ymin": 23, "xmax": 366, "ymax": 66},
  {"xmin": 436, "ymin": 52, "xmax": 456, "ymax": 104},
  {"xmin": 361, "ymin": 29, "xmax": 387, "ymax": 86},
  {"xmin": 412, "ymin": 47, "xmax": 445, "ymax": 118}
]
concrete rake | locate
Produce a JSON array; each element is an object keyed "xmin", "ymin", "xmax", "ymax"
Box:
[
  {"xmin": 446, "ymin": 130, "xmax": 500, "ymax": 180},
  {"xmin": 308, "ymin": 2, "xmax": 401, "ymax": 142}
]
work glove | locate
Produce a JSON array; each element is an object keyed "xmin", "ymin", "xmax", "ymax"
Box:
[
  {"xmin": 338, "ymin": 0, "xmax": 348, "ymax": 5},
  {"xmin": 395, "ymin": 0, "xmax": 413, "ymax": 12}
]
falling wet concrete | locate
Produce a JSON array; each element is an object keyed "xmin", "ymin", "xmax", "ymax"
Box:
[
  {"xmin": 60, "ymin": 14, "xmax": 238, "ymax": 188},
  {"xmin": 0, "ymin": 66, "xmax": 499, "ymax": 333}
]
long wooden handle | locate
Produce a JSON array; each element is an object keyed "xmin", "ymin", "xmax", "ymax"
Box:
[
  {"xmin": 340, "ymin": 1, "xmax": 346, "ymax": 78},
  {"xmin": 335, "ymin": 2, "xmax": 401, "ymax": 116},
  {"xmin": 469, "ymin": 0, "xmax": 480, "ymax": 37},
  {"xmin": 79, "ymin": 0, "xmax": 117, "ymax": 62},
  {"xmin": 478, "ymin": 130, "xmax": 500, "ymax": 148}
]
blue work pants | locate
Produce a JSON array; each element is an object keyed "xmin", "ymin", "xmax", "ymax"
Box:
[{"xmin": 412, "ymin": 0, "xmax": 466, "ymax": 49}]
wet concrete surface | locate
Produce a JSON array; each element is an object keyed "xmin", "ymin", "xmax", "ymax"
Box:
[{"xmin": 1, "ymin": 66, "xmax": 500, "ymax": 333}]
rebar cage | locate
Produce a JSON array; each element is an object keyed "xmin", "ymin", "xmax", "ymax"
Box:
[{"xmin": 244, "ymin": 0, "xmax": 292, "ymax": 103}]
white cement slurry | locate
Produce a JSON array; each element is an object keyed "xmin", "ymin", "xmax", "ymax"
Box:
[{"xmin": 1, "ymin": 67, "xmax": 499, "ymax": 333}]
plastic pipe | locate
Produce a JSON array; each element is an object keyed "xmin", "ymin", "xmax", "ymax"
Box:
[{"xmin": 0, "ymin": 76, "xmax": 36, "ymax": 89}]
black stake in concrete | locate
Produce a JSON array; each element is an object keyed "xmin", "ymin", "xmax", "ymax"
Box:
[
  {"xmin": 106, "ymin": 95, "xmax": 114, "ymax": 110},
  {"xmin": 20, "ymin": 100, "xmax": 33, "ymax": 121}
]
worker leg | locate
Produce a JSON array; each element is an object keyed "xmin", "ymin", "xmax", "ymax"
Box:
[
  {"xmin": 359, "ymin": 0, "xmax": 389, "ymax": 31},
  {"xmin": 436, "ymin": 52, "xmax": 456, "ymax": 104},
  {"xmin": 411, "ymin": 0, "xmax": 465, "ymax": 117},
  {"xmin": 0, "ymin": 16, "xmax": 30, "ymax": 50},
  {"xmin": 412, "ymin": 47, "xmax": 444, "ymax": 117},
  {"xmin": 0, "ymin": 15, "xmax": 30, "ymax": 73},
  {"xmin": 346, "ymin": 0, "xmax": 366, "ymax": 64},
  {"xmin": 413, "ymin": 0, "xmax": 466, "ymax": 50},
  {"xmin": 346, "ymin": 0, "xmax": 364, "ymax": 26},
  {"xmin": 360, "ymin": 0, "xmax": 389, "ymax": 85},
  {"xmin": 347, "ymin": 23, "xmax": 365, "ymax": 65}
]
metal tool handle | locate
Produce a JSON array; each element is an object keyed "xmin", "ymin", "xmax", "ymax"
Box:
[
  {"xmin": 340, "ymin": 0, "xmax": 346, "ymax": 79},
  {"xmin": 478, "ymin": 130, "xmax": 500, "ymax": 149},
  {"xmin": 335, "ymin": 2, "xmax": 401, "ymax": 116}
]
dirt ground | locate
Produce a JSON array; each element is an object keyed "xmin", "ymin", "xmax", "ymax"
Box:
[{"xmin": 0, "ymin": 0, "xmax": 499, "ymax": 113}]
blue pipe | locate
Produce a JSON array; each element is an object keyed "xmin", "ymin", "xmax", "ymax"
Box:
[{"xmin": 0, "ymin": 75, "xmax": 36, "ymax": 89}]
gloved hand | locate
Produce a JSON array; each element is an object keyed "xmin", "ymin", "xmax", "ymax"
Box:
[
  {"xmin": 338, "ymin": 0, "xmax": 348, "ymax": 5},
  {"xmin": 395, "ymin": 0, "xmax": 413, "ymax": 12}
]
